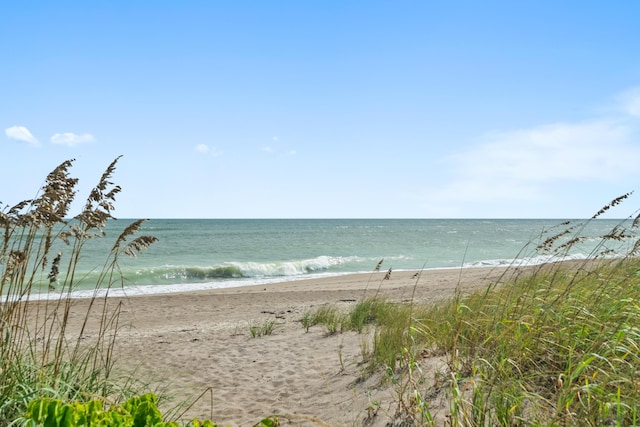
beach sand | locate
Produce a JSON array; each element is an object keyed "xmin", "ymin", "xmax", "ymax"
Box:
[{"xmin": 61, "ymin": 266, "xmax": 523, "ymax": 426}]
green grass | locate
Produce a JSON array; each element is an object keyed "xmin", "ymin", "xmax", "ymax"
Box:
[
  {"xmin": 249, "ymin": 319, "xmax": 277, "ymax": 338},
  {"xmin": 301, "ymin": 305, "xmax": 346, "ymax": 335},
  {"xmin": 302, "ymin": 299, "xmax": 395, "ymax": 336},
  {"xmin": 419, "ymin": 257, "xmax": 640, "ymax": 426},
  {"xmin": 310, "ymin": 260, "xmax": 640, "ymax": 425},
  {"xmin": 304, "ymin": 195, "xmax": 640, "ymax": 425},
  {"xmin": 303, "ymin": 298, "xmax": 429, "ymax": 373}
]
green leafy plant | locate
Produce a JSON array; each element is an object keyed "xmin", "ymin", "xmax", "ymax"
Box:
[{"xmin": 21, "ymin": 393, "xmax": 279, "ymax": 427}]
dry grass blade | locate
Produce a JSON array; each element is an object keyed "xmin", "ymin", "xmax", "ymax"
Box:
[
  {"xmin": 112, "ymin": 218, "xmax": 148, "ymax": 251},
  {"xmin": 47, "ymin": 252, "xmax": 62, "ymax": 290},
  {"xmin": 592, "ymin": 191, "xmax": 633, "ymax": 219},
  {"xmin": 4, "ymin": 250, "xmax": 27, "ymax": 282},
  {"xmin": 123, "ymin": 235, "xmax": 158, "ymax": 258},
  {"xmin": 0, "ymin": 210, "xmax": 8, "ymax": 228},
  {"xmin": 602, "ymin": 225, "xmax": 634, "ymax": 241},
  {"xmin": 76, "ymin": 156, "xmax": 123, "ymax": 231},
  {"xmin": 630, "ymin": 239, "xmax": 640, "ymax": 256},
  {"xmin": 556, "ymin": 236, "xmax": 583, "ymax": 252},
  {"xmin": 633, "ymin": 212, "xmax": 640, "ymax": 229},
  {"xmin": 7, "ymin": 200, "xmax": 32, "ymax": 217},
  {"xmin": 536, "ymin": 227, "xmax": 574, "ymax": 253},
  {"xmin": 32, "ymin": 159, "xmax": 79, "ymax": 226}
]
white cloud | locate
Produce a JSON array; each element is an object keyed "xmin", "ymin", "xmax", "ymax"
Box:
[
  {"xmin": 195, "ymin": 144, "xmax": 223, "ymax": 157},
  {"xmin": 288, "ymin": 150, "xmax": 297, "ymax": 156},
  {"xmin": 195, "ymin": 143, "xmax": 210, "ymax": 153},
  {"xmin": 461, "ymin": 119, "xmax": 635, "ymax": 184},
  {"xmin": 415, "ymin": 87, "xmax": 640, "ymax": 217},
  {"xmin": 618, "ymin": 87, "xmax": 640, "ymax": 117},
  {"xmin": 5, "ymin": 126, "xmax": 39, "ymax": 146},
  {"xmin": 429, "ymin": 118, "xmax": 640, "ymax": 212},
  {"xmin": 262, "ymin": 146, "xmax": 273, "ymax": 153},
  {"xmin": 50, "ymin": 132, "xmax": 95, "ymax": 147}
]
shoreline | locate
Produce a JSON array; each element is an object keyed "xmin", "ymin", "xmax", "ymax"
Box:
[
  {"xmin": 28, "ymin": 266, "xmax": 496, "ymax": 301},
  {"xmin": 33, "ymin": 255, "xmax": 563, "ymax": 301}
]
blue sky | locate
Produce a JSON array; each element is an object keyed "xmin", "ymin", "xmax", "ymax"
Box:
[{"xmin": 2, "ymin": 1, "xmax": 640, "ymax": 218}]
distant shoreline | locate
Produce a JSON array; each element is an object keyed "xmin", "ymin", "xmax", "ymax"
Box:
[{"xmin": 29, "ymin": 251, "xmax": 600, "ymax": 301}]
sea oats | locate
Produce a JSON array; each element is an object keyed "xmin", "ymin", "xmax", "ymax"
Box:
[
  {"xmin": 122, "ymin": 235, "xmax": 158, "ymax": 258},
  {"xmin": 631, "ymin": 211, "xmax": 640, "ymax": 229},
  {"xmin": 591, "ymin": 192, "xmax": 633, "ymax": 219},
  {"xmin": 0, "ymin": 157, "xmax": 159, "ymax": 421},
  {"xmin": 602, "ymin": 225, "xmax": 633, "ymax": 241},
  {"xmin": 111, "ymin": 218, "xmax": 148, "ymax": 252},
  {"xmin": 32, "ymin": 159, "xmax": 78, "ymax": 226},
  {"xmin": 536, "ymin": 228, "xmax": 573, "ymax": 253},
  {"xmin": 47, "ymin": 252, "xmax": 62, "ymax": 290},
  {"xmin": 556, "ymin": 237, "xmax": 583, "ymax": 252},
  {"xmin": 76, "ymin": 156, "xmax": 123, "ymax": 233},
  {"xmin": 629, "ymin": 239, "xmax": 640, "ymax": 256}
]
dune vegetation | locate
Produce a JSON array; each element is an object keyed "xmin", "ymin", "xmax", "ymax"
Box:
[
  {"xmin": 0, "ymin": 159, "xmax": 276, "ymax": 426},
  {"xmin": 304, "ymin": 194, "xmax": 640, "ymax": 426}
]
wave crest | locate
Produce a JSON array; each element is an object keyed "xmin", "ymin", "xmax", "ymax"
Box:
[{"xmin": 156, "ymin": 255, "xmax": 360, "ymax": 281}]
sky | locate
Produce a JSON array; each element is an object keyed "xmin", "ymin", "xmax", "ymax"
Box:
[{"xmin": 2, "ymin": 1, "xmax": 640, "ymax": 219}]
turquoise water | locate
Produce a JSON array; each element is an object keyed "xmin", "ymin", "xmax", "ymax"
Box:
[{"xmin": 35, "ymin": 218, "xmax": 634, "ymax": 297}]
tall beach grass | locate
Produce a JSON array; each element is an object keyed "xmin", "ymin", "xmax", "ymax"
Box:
[
  {"xmin": 305, "ymin": 194, "xmax": 640, "ymax": 426},
  {"xmin": 0, "ymin": 158, "xmax": 157, "ymax": 423}
]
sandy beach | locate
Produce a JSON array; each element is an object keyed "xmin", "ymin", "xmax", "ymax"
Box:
[{"xmin": 61, "ymin": 266, "xmax": 522, "ymax": 426}]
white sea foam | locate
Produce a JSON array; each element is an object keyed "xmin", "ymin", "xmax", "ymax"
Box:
[
  {"xmin": 24, "ymin": 270, "xmax": 357, "ymax": 301},
  {"xmin": 463, "ymin": 253, "xmax": 589, "ymax": 268},
  {"xmin": 21, "ymin": 251, "xmax": 621, "ymax": 302},
  {"xmin": 225, "ymin": 255, "xmax": 361, "ymax": 277}
]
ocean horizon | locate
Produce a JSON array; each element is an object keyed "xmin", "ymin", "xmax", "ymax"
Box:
[{"xmin": 26, "ymin": 217, "xmax": 635, "ymax": 299}]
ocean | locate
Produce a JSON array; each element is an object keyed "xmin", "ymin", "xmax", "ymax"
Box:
[{"xmin": 35, "ymin": 218, "xmax": 635, "ymax": 298}]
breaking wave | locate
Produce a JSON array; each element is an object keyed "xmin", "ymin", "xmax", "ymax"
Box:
[{"xmin": 147, "ymin": 255, "xmax": 365, "ymax": 282}]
